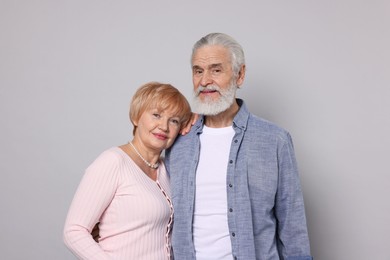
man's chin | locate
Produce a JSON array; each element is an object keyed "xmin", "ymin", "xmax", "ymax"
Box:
[{"xmin": 194, "ymin": 103, "xmax": 230, "ymax": 116}]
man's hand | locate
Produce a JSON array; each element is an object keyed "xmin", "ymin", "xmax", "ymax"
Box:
[
  {"xmin": 91, "ymin": 222, "xmax": 100, "ymax": 242},
  {"xmin": 181, "ymin": 113, "xmax": 199, "ymax": 135}
]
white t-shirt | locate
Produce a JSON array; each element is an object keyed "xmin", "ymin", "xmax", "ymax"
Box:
[{"xmin": 193, "ymin": 125, "xmax": 235, "ymax": 260}]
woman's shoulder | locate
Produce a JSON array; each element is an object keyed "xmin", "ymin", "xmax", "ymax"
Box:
[
  {"xmin": 88, "ymin": 147, "xmax": 128, "ymax": 169},
  {"xmin": 96, "ymin": 146, "xmax": 123, "ymax": 159}
]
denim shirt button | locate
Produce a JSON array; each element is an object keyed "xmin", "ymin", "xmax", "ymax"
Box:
[
  {"xmin": 234, "ymin": 139, "xmax": 238, "ymax": 143},
  {"xmin": 232, "ymin": 232, "xmax": 236, "ymax": 237},
  {"xmin": 229, "ymin": 160, "xmax": 233, "ymax": 164},
  {"xmin": 229, "ymin": 183, "xmax": 233, "ymax": 188},
  {"xmin": 229, "ymin": 208, "xmax": 233, "ymax": 212}
]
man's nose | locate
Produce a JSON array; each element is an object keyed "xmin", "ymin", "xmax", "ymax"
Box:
[{"xmin": 200, "ymin": 71, "xmax": 213, "ymax": 86}]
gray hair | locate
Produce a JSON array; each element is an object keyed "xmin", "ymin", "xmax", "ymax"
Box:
[{"xmin": 191, "ymin": 33, "xmax": 245, "ymax": 77}]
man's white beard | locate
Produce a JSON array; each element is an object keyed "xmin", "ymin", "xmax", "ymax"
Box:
[{"xmin": 193, "ymin": 81, "xmax": 237, "ymax": 116}]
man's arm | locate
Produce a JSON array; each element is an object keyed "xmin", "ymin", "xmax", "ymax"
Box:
[
  {"xmin": 275, "ymin": 133, "xmax": 313, "ymax": 260},
  {"xmin": 180, "ymin": 113, "xmax": 198, "ymax": 135}
]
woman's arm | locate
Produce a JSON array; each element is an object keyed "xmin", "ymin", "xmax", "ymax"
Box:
[{"xmin": 63, "ymin": 150, "xmax": 119, "ymax": 260}]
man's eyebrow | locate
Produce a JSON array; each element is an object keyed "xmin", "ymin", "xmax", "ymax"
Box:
[
  {"xmin": 208, "ymin": 63, "xmax": 223, "ymax": 69},
  {"xmin": 192, "ymin": 65, "xmax": 203, "ymax": 70},
  {"xmin": 192, "ymin": 63, "xmax": 223, "ymax": 71}
]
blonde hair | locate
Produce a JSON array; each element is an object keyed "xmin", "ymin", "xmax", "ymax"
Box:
[{"xmin": 129, "ymin": 82, "xmax": 192, "ymax": 135}]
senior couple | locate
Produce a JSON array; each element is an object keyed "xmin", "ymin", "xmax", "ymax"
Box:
[{"xmin": 63, "ymin": 33, "xmax": 313, "ymax": 260}]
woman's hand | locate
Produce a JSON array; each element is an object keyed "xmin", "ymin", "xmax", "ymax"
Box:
[{"xmin": 181, "ymin": 113, "xmax": 199, "ymax": 135}]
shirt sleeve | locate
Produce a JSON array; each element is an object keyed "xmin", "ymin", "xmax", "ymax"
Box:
[
  {"xmin": 63, "ymin": 150, "xmax": 120, "ymax": 260},
  {"xmin": 275, "ymin": 133, "xmax": 312, "ymax": 259}
]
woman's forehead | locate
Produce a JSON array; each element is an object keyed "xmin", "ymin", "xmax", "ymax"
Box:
[{"xmin": 147, "ymin": 105, "xmax": 181, "ymax": 117}]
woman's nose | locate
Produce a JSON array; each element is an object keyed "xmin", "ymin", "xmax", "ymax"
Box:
[{"xmin": 158, "ymin": 119, "xmax": 168, "ymax": 131}]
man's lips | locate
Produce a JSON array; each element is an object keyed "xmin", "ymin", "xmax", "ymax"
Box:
[{"xmin": 200, "ymin": 89, "xmax": 218, "ymax": 94}]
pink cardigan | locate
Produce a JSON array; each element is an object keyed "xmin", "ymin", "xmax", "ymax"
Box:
[{"xmin": 63, "ymin": 147, "xmax": 173, "ymax": 259}]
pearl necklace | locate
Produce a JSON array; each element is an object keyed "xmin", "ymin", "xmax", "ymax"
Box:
[{"xmin": 129, "ymin": 142, "xmax": 159, "ymax": 169}]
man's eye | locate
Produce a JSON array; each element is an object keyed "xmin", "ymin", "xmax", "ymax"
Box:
[{"xmin": 194, "ymin": 70, "xmax": 203, "ymax": 74}]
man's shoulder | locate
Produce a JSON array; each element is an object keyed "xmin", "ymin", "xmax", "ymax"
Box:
[
  {"xmin": 246, "ymin": 113, "xmax": 291, "ymax": 141},
  {"xmin": 167, "ymin": 130, "xmax": 196, "ymax": 155},
  {"xmin": 236, "ymin": 99, "xmax": 289, "ymax": 137},
  {"xmin": 248, "ymin": 113, "xmax": 286, "ymax": 131}
]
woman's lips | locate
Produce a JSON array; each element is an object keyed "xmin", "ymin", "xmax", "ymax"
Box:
[{"xmin": 153, "ymin": 133, "xmax": 168, "ymax": 140}]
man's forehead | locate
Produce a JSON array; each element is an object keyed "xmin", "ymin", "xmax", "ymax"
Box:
[{"xmin": 192, "ymin": 45, "xmax": 231, "ymax": 66}]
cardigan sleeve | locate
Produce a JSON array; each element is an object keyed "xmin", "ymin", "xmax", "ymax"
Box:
[{"xmin": 63, "ymin": 150, "xmax": 120, "ymax": 260}]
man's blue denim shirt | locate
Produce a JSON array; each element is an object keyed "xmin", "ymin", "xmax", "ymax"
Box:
[{"xmin": 165, "ymin": 99, "xmax": 312, "ymax": 260}]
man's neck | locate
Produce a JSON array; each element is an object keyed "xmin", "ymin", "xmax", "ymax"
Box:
[{"xmin": 204, "ymin": 101, "xmax": 240, "ymax": 128}]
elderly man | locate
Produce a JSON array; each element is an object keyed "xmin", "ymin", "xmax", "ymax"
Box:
[{"xmin": 165, "ymin": 33, "xmax": 312, "ymax": 260}]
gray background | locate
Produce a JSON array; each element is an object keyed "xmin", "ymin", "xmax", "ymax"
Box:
[{"xmin": 1, "ymin": 1, "xmax": 389, "ymax": 259}]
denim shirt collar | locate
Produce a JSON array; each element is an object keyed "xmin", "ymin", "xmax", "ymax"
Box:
[{"xmin": 193, "ymin": 98, "xmax": 250, "ymax": 134}]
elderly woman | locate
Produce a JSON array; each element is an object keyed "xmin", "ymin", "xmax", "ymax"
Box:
[{"xmin": 63, "ymin": 82, "xmax": 192, "ymax": 260}]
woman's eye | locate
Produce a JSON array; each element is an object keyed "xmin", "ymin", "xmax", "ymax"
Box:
[
  {"xmin": 153, "ymin": 113, "xmax": 161, "ymax": 118},
  {"xmin": 170, "ymin": 119, "xmax": 180, "ymax": 125}
]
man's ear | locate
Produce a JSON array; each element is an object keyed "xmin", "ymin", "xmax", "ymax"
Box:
[{"xmin": 236, "ymin": 64, "xmax": 246, "ymax": 87}]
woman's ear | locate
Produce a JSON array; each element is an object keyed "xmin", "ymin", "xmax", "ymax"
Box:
[{"xmin": 131, "ymin": 118, "xmax": 138, "ymax": 127}]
